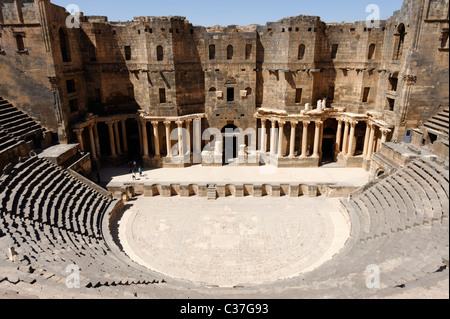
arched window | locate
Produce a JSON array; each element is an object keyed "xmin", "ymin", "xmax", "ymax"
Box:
[
  {"xmin": 209, "ymin": 87, "xmax": 216, "ymax": 92},
  {"xmin": 368, "ymin": 43, "xmax": 376, "ymax": 60},
  {"xmin": 246, "ymin": 87, "xmax": 252, "ymax": 95},
  {"xmin": 393, "ymin": 24, "xmax": 406, "ymax": 61},
  {"xmin": 157, "ymin": 45, "xmax": 164, "ymax": 61},
  {"xmin": 298, "ymin": 44, "xmax": 305, "ymax": 60},
  {"xmin": 59, "ymin": 28, "xmax": 71, "ymax": 62},
  {"xmin": 227, "ymin": 45, "xmax": 233, "ymax": 60}
]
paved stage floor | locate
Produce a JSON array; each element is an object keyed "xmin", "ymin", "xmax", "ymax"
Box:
[
  {"xmin": 117, "ymin": 196, "xmax": 350, "ymax": 287},
  {"xmin": 100, "ymin": 164, "xmax": 370, "ymax": 187}
]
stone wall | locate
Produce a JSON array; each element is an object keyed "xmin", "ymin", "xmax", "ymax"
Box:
[{"xmin": 0, "ymin": 0, "xmax": 448, "ymax": 151}]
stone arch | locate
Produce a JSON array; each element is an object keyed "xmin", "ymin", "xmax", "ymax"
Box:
[
  {"xmin": 224, "ymin": 77, "xmax": 237, "ymax": 86},
  {"xmin": 227, "ymin": 45, "xmax": 233, "ymax": 60},
  {"xmin": 393, "ymin": 23, "xmax": 406, "ymax": 61},
  {"xmin": 368, "ymin": 43, "xmax": 376, "ymax": 60},
  {"xmin": 157, "ymin": 45, "xmax": 164, "ymax": 61},
  {"xmin": 59, "ymin": 27, "xmax": 71, "ymax": 62},
  {"xmin": 298, "ymin": 44, "xmax": 305, "ymax": 60}
]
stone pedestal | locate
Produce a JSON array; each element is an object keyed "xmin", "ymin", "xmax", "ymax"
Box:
[{"xmin": 302, "ymin": 185, "xmax": 318, "ymax": 197}]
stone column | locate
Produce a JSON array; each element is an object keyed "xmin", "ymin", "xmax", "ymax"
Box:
[
  {"xmin": 176, "ymin": 120, "xmax": 184, "ymax": 156},
  {"xmin": 313, "ymin": 121, "xmax": 323, "ymax": 158},
  {"xmin": 366, "ymin": 124, "xmax": 376, "ymax": 160},
  {"xmin": 142, "ymin": 121, "xmax": 149, "ymax": 159},
  {"xmin": 185, "ymin": 119, "xmax": 192, "ymax": 156},
  {"xmin": 138, "ymin": 120, "xmax": 143, "ymax": 155},
  {"xmin": 277, "ymin": 121, "xmax": 285, "ymax": 157},
  {"xmin": 335, "ymin": 119, "xmax": 343, "ymax": 154},
  {"xmin": 362, "ymin": 122, "xmax": 371, "ymax": 158},
  {"xmin": 74, "ymin": 128, "xmax": 84, "ymax": 152},
  {"xmin": 289, "ymin": 121, "xmax": 298, "ymax": 158},
  {"xmin": 193, "ymin": 118, "xmax": 202, "ymax": 163},
  {"xmin": 88, "ymin": 124, "xmax": 97, "ymax": 160},
  {"xmin": 342, "ymin": 120, "xmax": 349, "ymax": 153},
  {"xmin": 93, "ymin": 123, "xmax": 101, "ymax": 158},
  {"xmin": 260, "ymin": 119, "xmax": 267, "ymax": 152},
  {"xmin": 347, "ymin": 120, "xmax": 357, "ymax": 156},
  {"xmin": 301, "ymin": 121, "xmax": 310, "ymax": 158},
  {"xmin": 121, "ymin": 119, "xmax": 128, "ymax": 153},
  {"xmin": 164, "ymin": 121, "xmax": 172, "ymax": 158},
  {"xmin": 107, "ymin": 121, "xmax": 117, "ymax": 158},
  {"xmin": 151, "ymin": 121, "xmax": 161, "ymax": 158},
  {"xmin": 113, "ymin": 121, "xmax": 122, "ymax": 155},
  {"xmin": 270, "ymin": 119, "xmax": 277, "ymax": 155}
]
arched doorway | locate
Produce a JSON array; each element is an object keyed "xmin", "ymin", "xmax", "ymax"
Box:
[{"xmin": 222, "ymin": 124, "xmax": 238, "ymax": 165}]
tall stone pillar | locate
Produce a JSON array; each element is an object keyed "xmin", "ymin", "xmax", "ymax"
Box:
[
  {"xmin": 289, "ymin": 121, "xmax": 298, "ymax": 158},
  {"xmin": 74, "ymin": 128, "xmax": 84, "ymax": 152},
  {"xmin": 193, "ymin": 118, "xmax": 202, "ymax": 163},
  {"xmin": 270, "ymin": 119, "xmax": 277, "ymax": 155},
  {"xmin": 93, "ymin": 123, "xmax": 101, "ymax": 158},
  {"xmin": 347, "ymin": 120, "xmax": 357, "ymax": 156},
  {"xmin": 301, "ymin": 121, "xmax": 310, "ymax": 158},
  {"xmin": 260, "ymin": 119, "xmax": 267, "ymax": 152},
  {"xmin": 185, "ymin": 119, "xmax": 192, "ymax": 156},
  {"xmin": 164, "ymin": 121, "xmax": 172, "ymax": 158},
  {"xmin": 142, "ymin": 121, "xmax": 149, "ymax": 159},
  {"xmin": 362, "ymin": 122, "xmax": 371, "ymax": 158},
  {"xmin": 176, "ymin": 120, "xmax": 184, "ymax": 156},
  {"xmin": 138, "ymin": 120, "xmax": 143, "ymax": 155},
  {"xmin": 336, "ymin": 119, "xmax": 343, "ymax": 154},
  {"xmin": 121, "ymin": 119, "xmax": 128, "ymax": 153},
  {"xmin": 113, "ymin": 121, "xmax": 122, "ymax": 155},
  {"xmin": 88, "ymin": 124, "xmax": 97, "ymax": 160},
  {"xmin": 366, "ymin": 124, "xmax": 376, "ymax": 160},
  {"xmin": 313, "ymin": 121, "xmax": 323, "ymax": 158},
  {"xmin": 107, "ymin": 121, "xmax": 117, "ymax": 158},
  {"xmin": 277, "ymin": 121, "xmax": 285, "ymax": 157},
  {"xmin": 342, "ymin": 120, "xmax": 349, "ymax": 154},
  {"xmin": 151, "ymin": 121, "xmax": 161, "ymax": 158}
]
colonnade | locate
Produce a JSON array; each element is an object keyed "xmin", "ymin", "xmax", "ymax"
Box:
[
  {"xmin": 139, "ymin": 117, "xmax": 202, "ymax": 159},
  {"xmin": 73, "ymin": 113, "xmax": 391, "ymax": 165},
  {"xmin": 259, "ymin": 118, "xmax": 324, "ymax": 158},
  {"xmin": 257, "ymin": 116, "xmax": 391, "ymax": 160}
]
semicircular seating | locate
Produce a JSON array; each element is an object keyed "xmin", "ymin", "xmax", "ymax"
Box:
[
  {"xmin": 0, "ymin": 155, "xmax": 162, "ymax": 291},
  {"xmin": 0, "ymin": 153, "xmax": 448, "ymax": 298}
]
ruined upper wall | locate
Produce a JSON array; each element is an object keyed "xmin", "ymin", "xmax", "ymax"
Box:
[{"xmin": 1, "ymin": 0, "xmax": 448, "ymax": 142}]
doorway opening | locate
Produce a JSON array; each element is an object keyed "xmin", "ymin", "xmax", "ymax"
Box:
[{"xmin": 222, "ymin": 124, "xmax": 238, "ymax": 165}]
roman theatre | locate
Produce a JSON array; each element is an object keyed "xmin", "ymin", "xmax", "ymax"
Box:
[{"xmin": 0, "ymin": 0, "xmax": 448, "ymax": 299}]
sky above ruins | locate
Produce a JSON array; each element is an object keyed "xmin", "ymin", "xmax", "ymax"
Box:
[{"xmin": 52, "ymin": 0, "xmax": 405, "ymax": 26}]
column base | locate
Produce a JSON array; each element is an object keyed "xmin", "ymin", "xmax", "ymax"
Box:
[
  {"xmin": 266, "ymin": 156, "xmax": 320, "ymax": 168},
  {"xmin": 362, "ymin": 158, "xmax": 372, "ymax": 171},
  {"xmin": 336, "ymin": 152, "xmax": 365, "ymax": 168},
  {"xmin": 193, "ymin": 153, "xmax": 202, "ymax": 164}
]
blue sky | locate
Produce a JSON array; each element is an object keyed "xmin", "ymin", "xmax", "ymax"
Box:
[{"xmin": 52, "ymin": 0, "xmax": 405, "ymax": 26}]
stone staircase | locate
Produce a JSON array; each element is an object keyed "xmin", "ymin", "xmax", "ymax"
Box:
[
  {"xmin": 207, "ymin": 184, "xmax": 217, "ymax": 200},
  {"xmin": 423, "ymin": 106, "xmax": 449, "ymax": 138},
  {"xmin": 0, "ymin": 98, "xmax": 43, "ymax": 142}
]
